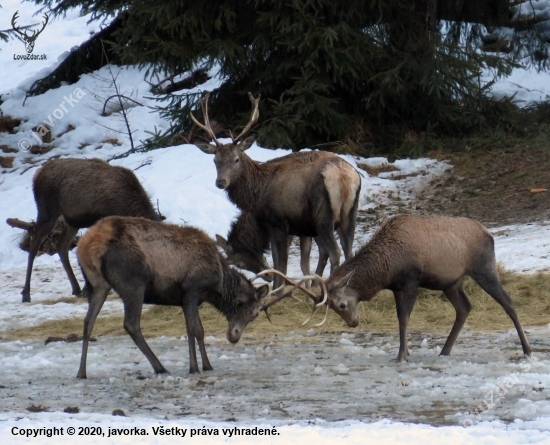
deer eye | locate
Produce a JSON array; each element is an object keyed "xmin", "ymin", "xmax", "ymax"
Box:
[{"xmin": 235, "ymin": 158, "xmax": 239, "ymax": 163}]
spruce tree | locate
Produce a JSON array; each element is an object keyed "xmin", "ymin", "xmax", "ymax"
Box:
[{"xmin": 25, "ymin": 0, "xmax": 547, "ymax": 150}]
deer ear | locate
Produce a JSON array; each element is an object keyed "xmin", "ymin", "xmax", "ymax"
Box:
[
  {"xmin": 332, "ymin": 271, "xmax": 354, "ymax": 291},
  {"xmin": 256, "ymin": 284, "xmax": 269, "ymax": 300},
  {"xmin": 216, "ymin": 234, "xmax": 230, "ymax": 253},
  {"xmin": 238, "ymin": 136, "xmax": 255, "ymax": 152},
  {"xmin": 195, "ymin": 142, "xmax": 218, "ymax": 154}
]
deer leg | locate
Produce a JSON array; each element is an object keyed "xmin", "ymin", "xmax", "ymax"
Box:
[
  {"xmin": 120, "ymin": 286, "xmax": 168, "ymax": 375},
  {"xmin": 76, "ymin": 278, "xmax": 110, "ymax": 379},
  {"xmin": 195, "ymin": 308, "xmax": 213, "ymax": 372},
  {"xmin": 182, "ymin": 298, "xmax": 204, "ymax": 374},
  {"xmin": 299, "ymin": 236, "xmax": 313, "ymax": 289},
  {"xmin": 21, "ymin": 216, "xmax": 58, "ymax": 302},
  {"xmin": 314, "ymin": 222, "xmax": 341, "ymax": 274},
  {"xmin": 393, "ymin": 285, "xmax": 418, "ymax": 362},
  {"xmin": 56, "ymin": 224, "xmax": 81, "ymax": 296},
  {"xmin": 314, "ymin": 238, "xmax": 329, "ymax": 278},
  {"xmin": 340, "ymin": 195, "xmax": 358, "ymax": 261},
  {"xmin": 337, "ymin": 220, "xmax": 354, "ymax": 262},
  {"xmin": 471, "ymin": 271, "xmax": 532, "ymax": 357},
  {"xmin": 269, "ymin": 229, "xmax": 290, "ymax": 295},
  {"xmin": 440, "ymin": 280, "xmax": 472, "ymax": 356}
]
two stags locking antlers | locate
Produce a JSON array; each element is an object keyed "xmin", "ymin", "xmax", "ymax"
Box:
[{"xmin": 252, "ymin": 269, "xmax": 330, "ymax": 326}]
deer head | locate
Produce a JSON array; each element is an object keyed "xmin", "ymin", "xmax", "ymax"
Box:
[
  {"xmin": 191, "ymin": 92, "xmax": 260, "ymax": 189},
  {"xmin": 12, "ymin": 11, "xmax": 49, "ymax": 54}
]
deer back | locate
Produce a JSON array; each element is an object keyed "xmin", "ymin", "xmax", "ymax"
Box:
[{"xmin": 33, "ymin": 158, "xmax": 160, "ymax": 227}]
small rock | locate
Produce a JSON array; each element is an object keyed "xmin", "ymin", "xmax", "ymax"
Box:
[
  {"xmin": 112, "ymin": 409, "xmax": 126, "ymax": 417},
  {"xmin": 64, "ymin": 406, "xmax": 80, "ymax": 414}
]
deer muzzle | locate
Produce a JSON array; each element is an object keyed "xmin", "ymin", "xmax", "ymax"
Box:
[{"xmin": 216, "ymin": 178, "xmax": 229, "ymax": 189}]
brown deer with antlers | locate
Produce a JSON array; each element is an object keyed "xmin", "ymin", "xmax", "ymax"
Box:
[
  {"xmin": 192, "ymin": 93, "xmax": 361, "ymax": 293},
  {"xmin": 299, "ymin": 214, "xmax": 532, "ymax": 362},
  {"xmin": 11, "ymin": 11, "xmax": 48, "ymax": 54}
]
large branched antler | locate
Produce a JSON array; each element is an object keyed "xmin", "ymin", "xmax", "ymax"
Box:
[
  {"xmin": 189, "ymin": 92, "xmax": 223, "ymax": 147},
  {"xmin": 301, "ymin": 275, "xmax": 329, "ymax": 326},
  {"xmin": 252, "ymin": 269, "xmax": 318, "ymax": 323},
  {"xmin": 229, "ymin": 92, "xmax": 260, "ymax": 143}
]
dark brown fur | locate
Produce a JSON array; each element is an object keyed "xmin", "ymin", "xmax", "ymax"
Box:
[
  {"xmin": 326, "ymin": 215, "xmax": 532, "ymax": 362},
  {"xmin": 217, "ymin": 211, "xmax": 330, "ymax": 284},
  {"xmin": 21, "ymin": 158, "xmax": 163, "ymax": 303},
  {"xmin": 76, "ymin": 216, "xmax": 268, "ymax": 377},
  {"xmin": 196, "ymin": 143, "xmax": 361, "ymax": 292}
]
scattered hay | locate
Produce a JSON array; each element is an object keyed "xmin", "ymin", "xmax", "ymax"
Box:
[
  {"xmin": 0, "ymin": 145, "xmax": 18, "ymax": 154},
  {"xmin": 0, "ymin": 116, "xmax": 21, "ymax": 133},
  {"xmin": 0, "ymin": 156, "xmax": 14, "ymax": 168},
  {"xmin": 4, "ymin": 268, "xmax": 549, "ymax": 342},
  {"xmin": 29, "ymin": 145, "xmax": 54, "ymax": 155},
  {"xmin": 101, "ymin": 138, "xmax": 122, "ymax": 146},
  {"xmin": 31, "ymin": 126, "xmax": 52, "ymax": 143}
]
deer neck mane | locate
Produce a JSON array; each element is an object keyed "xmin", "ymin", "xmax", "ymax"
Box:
[
  {"xmin": 225, "ymin": 154, "xmax": 274, "ymax": 212},
  {"xmin": 333, "ymin": 245, "xmax": 393, "ymax": 302}
]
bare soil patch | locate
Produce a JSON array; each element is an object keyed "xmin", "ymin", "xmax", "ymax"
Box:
[{"xmin": 422, "ymin": 145, "xmax": 550, "ymax": 226}]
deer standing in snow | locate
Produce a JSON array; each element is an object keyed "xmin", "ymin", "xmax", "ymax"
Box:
[{"xmin": 193, "ymin": 93, "xmax": 361, "ymax": 293}]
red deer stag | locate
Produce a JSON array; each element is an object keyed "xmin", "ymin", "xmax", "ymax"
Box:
[
  {"xmin": 21, "ymin": 158, "xmax": 163, "ymax": 303},
  {"xmin": 303, "ymin": 215, "xmax": 532, "ymax": 362},
  {"xmin": 192, "ymin": 93, "xmax": 361, "ymax": 293},
  {"xmin": 75, "ymin": 216, "xmax": 274, "ymax": 377}
]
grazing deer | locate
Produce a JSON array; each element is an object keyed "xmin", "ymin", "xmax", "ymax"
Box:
[
  {"xmin": 21, "ymin": 158, "xmax": 163, "ymax": 303},
  {"xmin": 303, "ymin": 215, "xmax": 532, "ymax": 362},
  {"xmin": 76, "ymin": 216, "xmax": 271, "ymax": 377},
  {"xmin": 192, "ymin": 93, "xmax": 361, "ymax": 293},
  {"xmin": 216, "ymin": 210, "xmax": 330, "ymax": 287}
]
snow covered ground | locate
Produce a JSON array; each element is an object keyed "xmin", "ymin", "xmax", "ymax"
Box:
[{"xmin": 2, "ymin": 0, "xmax": 550, "ymax": 443}]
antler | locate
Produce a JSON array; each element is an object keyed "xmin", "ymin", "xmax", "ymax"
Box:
[
  {"xmin": 230, "ymin": 92, "xmax": 260, "ymax": 143},
  {"xmin": 11, "ymin": 12, "xmax": 27, "ymax": 39},
  {"xmin": 189, "ymin": 92, "xmax": 223, "ymax": 147},
  {"xmin": 301, "ymin": 276, "xmax": 329, "ymax": 326},
  {"xmin": 252, "ymin": 269, "xmax": 318, "ymax": 323},
  {"xmin": 253, "ymin": 269, "xmax": 319, "ymax": 302}
]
